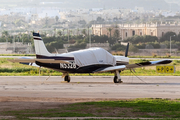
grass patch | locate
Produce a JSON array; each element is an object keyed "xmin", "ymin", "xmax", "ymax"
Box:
[{"xmin": 1, "ymin": 98, "xmax": 180, "ymax": 119}]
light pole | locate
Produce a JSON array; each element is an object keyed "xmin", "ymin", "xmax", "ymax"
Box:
[
  {"xmin": 170, "ymin": 35, "xmax": 175, "ymax": 56},
  {"xmin": 89, "ymin": 30, "xmax": 91, "ymax": 48}
]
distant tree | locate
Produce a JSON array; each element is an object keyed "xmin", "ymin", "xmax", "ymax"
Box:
[
  {"xmin": 111, "ymin": 43, "xmax": 126, "ymax": 51},
  {"xmin": 69, "ymin": 42, "xmax": 87, "ymax": 49},
  {"xmin": 129, "ymin": 45, "xmax": 139, "ymax": 53},
  {"xmin": 14, "ymin": 19, "xmax": 24, "ymax": 27},
  {"xmin": 148, "ymin": 42, "xmax": 160, "ymax": 49},
  {"xmin": 62, "ymin": 28, "xmax": 65, "ymax": 36},
  {"xmin": 160, "ymin": 32, "xmax": 178, "ymax": 42},
  {"xmin": 57, "ymin": 30, "xmax": 62, "ymax": 37},
  {"xmin": 81, "ymin": 29, "xmax": 87, "ymax": 37},
  {"xmin": 78, "ymin": 20, "xmax": 86, "ymax": 25},
  {"xmin": 177, "ymin": 33, "xmax": 180, "ymax": 41},
  {"xmin": 113, "ymin": 17, "xmax": 119, "ymax": 21},
  {"xmin": 2, "ymin": 31, "xmax": 9, "ymax": 37},
  {"xmin": 54, "ymin": 28, "xmax": 56, "ymax": 37},
  {"xmin": 46, "ymin": 41, "xmax": 63, "ymax": 53},
  {"xmin": 113, "ymin": 29, "xmax": 120, "ymax": 42},
  {"xmin": 77, "ymin": 28, "xmax": 80, "ymax": 35},
  {"xmin": 45, "ymin": 16, "xmax": 48, "ymax": 26},
  {"xmin": 21, "ymin": 33, "xmax": 32, "ymax": 43},
  {"xmin": 113, "ymin": 25, "xmax": 120, "ymax": 42},
  {"xmin": 107, "ymin": 27, "xmax": 113, "ymax": 39},
  {"xmin": 69, "ymin": 30, "xmax": 73, "ymax": 36},
  {"xmin": 143, "ymin": 35, "xmax": 158, "ymax": 43},
  {"xmin": 124, "ymin": 35, "xmax": 158, "ymax": 44},
  {"xmin": 55, "ymin": 16, "xmax": 59, "ymax": 23},
  {"xmin": 92, "ymin": 35, "xmax": 108, "ymax": 43},
  {"xmin": 96, "ymin": 17, "xmax": 104, "ymax": 23}
]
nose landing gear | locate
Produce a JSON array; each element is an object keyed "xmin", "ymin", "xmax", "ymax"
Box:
[{"xmin": 113, "ymin": 70, "xmax": 122, "ymax": 83}]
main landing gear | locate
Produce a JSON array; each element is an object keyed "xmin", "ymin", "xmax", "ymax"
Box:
[
  {"xmin": 113, "ymin": 70, "xmax": 122, "ymax": 83},
  {"xmin": 62, "ymin": 73, "xmax": 71, "ymax": 83},
  {"xmin": 64, "ymin": 75, "xmax": 70, "ymax": 82}
]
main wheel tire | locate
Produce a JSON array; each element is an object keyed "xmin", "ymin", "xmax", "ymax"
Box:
[
  {"xmin": 64, "ymin": 75, "xmax": 70, "ymax": 83},
  {"xmin": 113, "ymin": 76, "xmax": 122, "ymax": 83}
]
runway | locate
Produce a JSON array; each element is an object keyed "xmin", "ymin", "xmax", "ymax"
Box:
[{"xmin": 0, "ymin": 76, "xmax": 180, "ymax": 101}]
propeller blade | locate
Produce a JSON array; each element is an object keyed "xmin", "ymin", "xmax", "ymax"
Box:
[{"xmin": 125, "ymin": 43, "xmax": 129, "ymax": 57}]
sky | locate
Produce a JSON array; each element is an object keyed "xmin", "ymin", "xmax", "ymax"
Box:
[{"xmin": 0, "ymin": 0, "xmax": 179, "ymax": 11}]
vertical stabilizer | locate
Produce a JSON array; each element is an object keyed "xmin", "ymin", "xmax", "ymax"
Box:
[{"xmin": 33, "ymin": 32, "xmax": 53, "ymax": 57}]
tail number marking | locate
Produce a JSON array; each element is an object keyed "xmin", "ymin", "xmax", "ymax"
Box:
[{"xmin": 60, "ymin": 63, "xmax": 76, "ymax": 69}]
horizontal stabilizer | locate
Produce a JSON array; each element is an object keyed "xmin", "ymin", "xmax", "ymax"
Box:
[
  {"xmin": 20, "ymin": 62, "xmax": 40, "ymax": 67},
  {"xmin": 8, "ymin": 59, "xmax": 70, "ymax": 64}
]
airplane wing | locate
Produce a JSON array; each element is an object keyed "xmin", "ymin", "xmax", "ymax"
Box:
[
  {"xmin": 94, "ymin": 59, "xmax": 172, "ymax": 73},
  {"xmin": 125, "ymin": 59, "xmax": 172, "ymax": 69},
  {"xmin": 8, "ymin": 58, "xmax": 70, "ymax": 64}
]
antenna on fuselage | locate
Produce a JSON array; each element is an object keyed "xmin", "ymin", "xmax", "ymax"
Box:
[{"xmin": 125, "ymin": 43, "xmax": 129, "ymax": 57}]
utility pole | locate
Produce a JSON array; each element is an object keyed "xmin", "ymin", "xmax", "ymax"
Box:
[
  {"xmin": 170, "ymin": 36, "xmax": 171, "ymax": 56},
  {"xmin": 89, "ymin": 28, "xmax": 91, "ymax": 48},
  {"xmin": 88, "ymin": 26, "xmax": 89, "ymax": 44},
  {"xmin": 13, "ymin": 35, "xmax": 15, "ymax": 53},
  {"xmin": 170, "ymin": 35, "xmax": 175, "ymax": 56},
  {"xmin": 67, "ymin": 28, "xmax": 69, "ymax": 43}
]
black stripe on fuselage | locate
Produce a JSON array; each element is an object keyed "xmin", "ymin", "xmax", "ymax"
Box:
[
  {"xmin": 33, "ymin": 32, "xmax": 41, "ymax": 37},
  {"xmin": 35, "ymin": 61, "xmax": 112, "ymax": 73},
  {"xmin": 36, "ymin": 54, "xmax": 74, "ymax": 60},
  {"xmin": 33, "ymin": 38, "xmax": 42, "ymax": 40}
]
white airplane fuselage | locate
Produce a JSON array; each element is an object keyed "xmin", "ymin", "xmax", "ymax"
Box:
[{"xmin": 35, "ymin": 52, "xmax": 129, "ymax": 74}]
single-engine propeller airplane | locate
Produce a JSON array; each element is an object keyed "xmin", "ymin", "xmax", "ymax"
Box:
[{"xmin": 9, "ymin": 32, "xmax": 172, "ymax": 83}]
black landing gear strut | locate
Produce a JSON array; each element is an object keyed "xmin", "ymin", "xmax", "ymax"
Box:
[{"xmin": 113, "ymin": 70, "xmax": 122, "ymax": 83}]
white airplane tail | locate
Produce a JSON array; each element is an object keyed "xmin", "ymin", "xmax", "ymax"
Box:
[{"xmin": 33, "ymin": 32, "xmax": 53, "ymax": 58}]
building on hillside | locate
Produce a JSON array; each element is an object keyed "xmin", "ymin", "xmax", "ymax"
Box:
[{"xmin": 92, "ymin": 23, "xmax": 180, "ymax": 40}]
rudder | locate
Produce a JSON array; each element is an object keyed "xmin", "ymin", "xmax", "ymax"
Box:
[{"xmin": 33, "ymin": 32, "xmax": 53, "ymax": 58}]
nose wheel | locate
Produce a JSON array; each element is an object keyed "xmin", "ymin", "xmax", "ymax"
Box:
[
  {"xmin": 114, "ymin": 76, "xmax": 122, "ymax": 83},
  {"xmin": 113, "ymin": 70, "xmax": 122, "ymax": 83}
]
